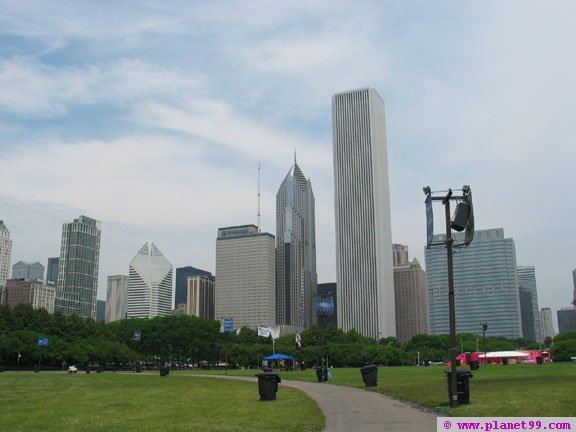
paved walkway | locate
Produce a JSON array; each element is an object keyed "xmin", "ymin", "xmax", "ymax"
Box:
[{"xmin": 193, "ymin": 374, "xmax": 438, "ymax": 432}]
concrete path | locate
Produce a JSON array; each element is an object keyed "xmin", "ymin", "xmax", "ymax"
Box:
[{"xmin": 193, "ymin": 374, "xmax": 438, "ymax": 432}]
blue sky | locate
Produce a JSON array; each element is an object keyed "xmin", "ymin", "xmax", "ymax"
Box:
[{"xmin": 1, "ymin": 1, "xmax": 574, "ymax": 330}]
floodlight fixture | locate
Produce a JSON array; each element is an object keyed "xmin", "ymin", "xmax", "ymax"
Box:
[{"xmin": 423, "ymin": 186, "xmax": 431, "ymax": 195}]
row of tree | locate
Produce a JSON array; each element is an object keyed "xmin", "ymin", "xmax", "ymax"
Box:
[{"xmin": 1, "ymin": 304, "xmax": 575, "ymax": 368}]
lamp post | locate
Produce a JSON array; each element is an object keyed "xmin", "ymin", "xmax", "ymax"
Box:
[
  {"xmin": 424, "ymin": 185, "xmax": 474, "ymax": 408},
  {"xmin": 482, "ymin": 322, "xmax": 488, "ymax": 364}
]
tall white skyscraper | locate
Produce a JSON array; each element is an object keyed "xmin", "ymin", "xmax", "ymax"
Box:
[
  {"xmin": 540, "ymin": 307, "xmax": 555, "ymax": 342},
  {"xmin": 0, "ymin": 221, "xmax": 12, "ymax": 304},
  {"xmin": 332, "ymin": 88, "xmax": 396, "ymax": 339},
  {"xmin": 276, "ymin": 158, "xmax": 317, "ymax": 329},
  {"xmin": 126, "ymin": 242, "xmax": 173, "ymax": 318},
  {"xmin": 55, "ymin": 215, "xmax": 101, "ymax": 318},
  {"xmin": 215, "ymin": 225, "xmax": 276, "ymax": 330},
  {"xmin": 106, "ymin": 275, "xmax": 129, "ymax": 322}
]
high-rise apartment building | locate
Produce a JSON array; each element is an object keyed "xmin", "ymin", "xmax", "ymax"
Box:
[
  {"xmin": 174, "ymin": 266, "xmax": 212, "ymax": 309},
  {"xmin": 96, "ymin": 300, "xmax": 106, "ymax": 322},
  {"xmin": 540, "ymin": 307, "xmax": 555, "ymax": 341},
  {"xmin": 54, "ymin": 215, "xmax": 101, "ymax": 318},
  {"xmin": 0, "ymin": 220, "xmax": 12, "ymax": 304},
  {"xmin": 276, "ymin": 158, "xmax": 317, "ymax": 329},
  {"xmin": 426, "ymin": 228, "xmax": 522, "ymax": 339},
  {"xmin": 517, "ymin": 266, "xmax": 542, "ymax": 342},
  {"xmin": 181, "ymin": 274, "xmax": 215, "ymax": 319},
  {"xmin": 5, "ymin": 279, "xmax": 55, "ymax": 313},
  {"xmin": 12, "ymin": 261, "xmax": 45, "ymax": 281},
  {"xmin": 46, "ymin": 257, "xmax": 59, "ymax": 286},
  {"xmin": 332, "ymin": 88, "xmax": 395, "ymax": 339},
  {"xmin": 392, "ymin": 244, "xmax": 410, "ymax": 267},
  {"xmin": 557, "ymin": 308, "xmax": 576, "ymax": 334},
  {"xmin": 126, "ymin": 242, "xmax": 173, "ymax": 318},
  {"xmin": 393, "ymin": 257, "xmax": 429, "ymax": 342},
  {"xmin": 215, "ymin": 225, "xmax": 275, "ymax": 330},
  {"xmin": 105, "ymin": 275, "xmax": 129, "ymax": 322}
]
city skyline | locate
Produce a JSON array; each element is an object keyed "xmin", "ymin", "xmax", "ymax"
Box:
[{"xmin": 1, "ymin": 2, "xmax": 574, "ymax": 324}]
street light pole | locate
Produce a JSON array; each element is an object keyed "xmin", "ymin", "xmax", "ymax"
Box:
[{"xmin": 482, "ymin": 322, "xmax": 488, "ymax": 364}]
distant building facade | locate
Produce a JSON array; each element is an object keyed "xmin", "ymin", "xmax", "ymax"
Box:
[
  {"xmin": 215, "ymin": 225, "xmax": 275, "ymax": 330},
  {"xmin": 5, "ymin": 279, "xmax": 55, "ymax": 313},
  {"xmin": 174, "ymin": 266, "xmax": 212, "ymax": 309},
  {"xmin": 332, "ymin": 88, "xmax": 396, "ymax": 339},
  {"xmin": 46, "ymin": 257, "xmax": 59, "ymax": 286},
  {"xmin": 557, "ymin": 308, "xmax": 576, "ymax": 335},
  {"xmin": 12, "ymin": 261, "xmax": 44, "ymax": 281},
  {"xmin": 54, "ymin": 215, "xmax": 102, "ymax": 319},
  {"xmin": 96, "ymin": 300, "xmax": 106, "ymax": 322},
  {"xmin": 426, "ymin": 228, "xmax": 522, "ymax": 339},
  {"xmin": 394, "ymin": 257, "xmax": 429, "ymax": 342},
  {"xmin": 540, "ymin": 307, "xmax": 556, "ymax": 341},
  {"xmin": 517, "ymin": 266, "xmax": 542, "ymax": 342},
  {"xmin": 182, "ymin": 274, "xmax": 215, "ymax": 319},
  {"xmin": 317, "ymin": 282, "xmax": 337, "ymax": 329},
  {"xmin": 0, "ymin": 221, "xmax": 13, "ymax": 304},
  {"xmin": 127, "ymin": 242, "xmax": 173, "ymax": 318},
  {"xmin": 276, "ymin": 158, "xmax": 317, "ymax": 329},
  {"xmin": 106, "ymin": 275, "xmax": 128, "ymax": 322},
  {"xmin": 392, "ymin": 244, "xmax": 410, "ymax": 267}
]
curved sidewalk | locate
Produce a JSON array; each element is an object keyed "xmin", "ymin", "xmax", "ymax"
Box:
[{"xmin": 195, "ymin": 374, "xmax": 437, "ymax": 432}]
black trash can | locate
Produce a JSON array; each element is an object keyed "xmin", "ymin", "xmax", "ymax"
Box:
[
  {"xmin": 256, "ymin": 372, "xmax": 281, "ymax": 401},
  {"xmin": 360, "ymin": 364, "xmax": 378, "ymax": 387},
  {"xmin": 445, "ymin": 369, "xmax": 473, "ymax": 405},
  {"xmin": 97, "ymin": 366, "xmax": 104, "ymax": 373},
  {"xmin": 160, "ymin": 366, "xmax": 169, "ymax": 377},
  {"xmin": 469, "ymin": 360, "xmax": 479, "ymax": 370},
  {"xmin": 536, "ymin": 356, "xmax": 543, "ymax": 365},
  {"xmin": 34, "ymin": 365, "xmax": 40, "ymax": 373},
  {"xmin": 86, "ymin": 366, "xmax": 91, "ymax": 374},
  {"xmin": 315, "ymin": 366, "xmax": 328, "ymax": 382}
]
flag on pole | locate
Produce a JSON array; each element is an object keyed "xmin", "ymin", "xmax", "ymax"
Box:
[
  {"xmin": 258, "ymin": 326, "xmax": 271, "ymax": 338},
  {"xmin": 295, "ymin": 333, "xmax": 302, "ymax": 349}
]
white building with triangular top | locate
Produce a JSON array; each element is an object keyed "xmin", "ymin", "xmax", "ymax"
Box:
[{"xmin": 127, "ymin": 241, "xmax": 173, "ymax": 318}]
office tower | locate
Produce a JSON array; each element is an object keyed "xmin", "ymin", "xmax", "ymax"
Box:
[
  {"xmin": 394, "ymin": 257, "xmax": 429, "ymax": 342},
  {"xmin": 557, "ymin": 308, "xmax": 576, "ymax": 334},
  {"xmin": 317, "ymin": 282, "xmax": 337, "ymax": 329},
  {"xmin": 96, "ymin": 300, "xmax": 106, "ymax": 321},
  {"xmin": 126, "ymin": 242, "xmax": 173, "ymax": 318},
  {"xmin": 426, "ymin": 228, "xmax": 522, "ymax": 339},
  {"xmin": 540, "ymin": 307, "xmax": 555, "ymax": 342},
  {"xmin": 181, "ymin": 274, "xmax": 215, "ymax": 319},
  {"xmin": 517, "ymin": 266, "xmax": 542, "ymax": 342},
  {"xmin": 105, "ymin": 275, "xmax": 128, "ymax": 322},
  {"xmin": 12, "ymin": 261, "xmax": 45, "ymax": 281},
  {"xmin": 276, "ymin": 157, "xmax": 317, "ymax": 329},
  {"xmin": 5, "ymin": 279, "xmax": 56, "ymax": 313},
  {"xmin": 215, "ymin": 225, "xmax": 275, "ymax": 330},
  {"xmin": 332, "ymin": 88, "xmax": 395, "ymax": 339},
  {"xmin": 174, "ymin": 266, "xmax": 212, "ymax": 309},
  {"xmin": 0, "ymin": 221, "xmax": 12, "ymax": 304},
  {"xmin": 46, "ymin": 257, "xmax": 59, "ymax": 286},
  {"xmin": 392, "ymin": 244, "xmax": 410, "ymax": 267},
  {"xmin": 54, "ymin": 215, "xmax": 101, "ymax": 318}
]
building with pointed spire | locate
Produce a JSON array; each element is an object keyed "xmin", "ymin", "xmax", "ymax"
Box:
[
  {"xmin": 393, "ymin": 249, "xmax": 429, "ymax": 342},
  {"xmin": 54, "ymin": 215, "xmax": 101, "ymax": 318},
  {"xmin": 276, "ymin": 156, "xmax": 317, "ymax": 329},
  {"xmin": 126, "ymin": 242, "xmax": 173, "ymax": 318},
  {"xmin": 332, "ymin": 88, "xmax": 396, "ymax": 339},
  {"xmin": 0, "ymin": 221, "xmax": 12, "ymax": 304}
]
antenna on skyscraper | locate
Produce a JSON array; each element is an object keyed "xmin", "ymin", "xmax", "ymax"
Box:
[{"xmin": 257, "ymin": 163, "xmax": 261, "ymax": 233}]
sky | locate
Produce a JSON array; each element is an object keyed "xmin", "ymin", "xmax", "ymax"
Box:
[{"xmin": 1, "ymin": 1, "xmax": 574, "ymax": 330}]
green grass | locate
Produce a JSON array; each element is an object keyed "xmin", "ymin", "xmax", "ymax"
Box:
[
  {"xmin": 0, "ymin": 371, "xmax": 324, "ymax": 432},
  {"xmin": 188, "ymin": 363, "xmax": 576, "ymax": 416}
]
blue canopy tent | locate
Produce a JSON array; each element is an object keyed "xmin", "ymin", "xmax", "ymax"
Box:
[{"xmin": 263, "ymin": 353, "xmax": 295, "ymax": 371}]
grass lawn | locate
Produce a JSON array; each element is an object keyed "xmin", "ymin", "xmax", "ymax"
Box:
[
  {"xmin": 189, "ymin": 363, "xmax": 576, "ymax": 416},
  {"xmin": 0, "ymin": 371, "xmax": 324, "ymax": 432}
]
